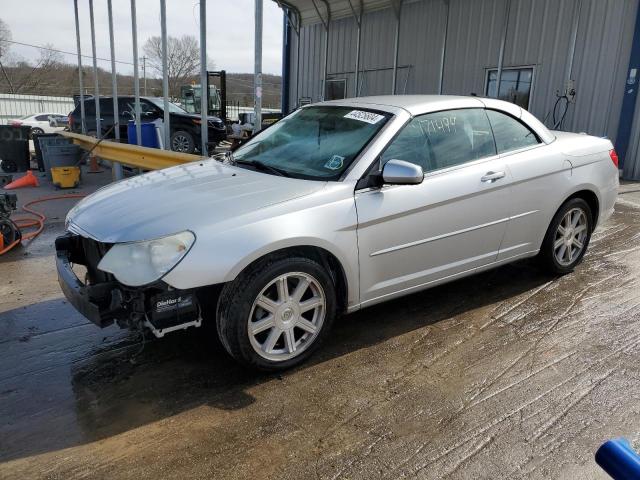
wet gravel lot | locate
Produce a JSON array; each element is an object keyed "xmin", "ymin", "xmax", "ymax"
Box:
[{"xmin": 1, "ymin": 181, "xmax": 639, "ymax": 479}]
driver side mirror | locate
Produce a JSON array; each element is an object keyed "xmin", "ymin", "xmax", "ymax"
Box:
[{"xmin": 381, "ymin": 159, "xmax": 424, "ymax": 185}]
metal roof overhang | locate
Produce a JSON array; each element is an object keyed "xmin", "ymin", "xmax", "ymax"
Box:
[{"xmin": 274, "ymin": 0, "xmax": 396, "ymax": 27}]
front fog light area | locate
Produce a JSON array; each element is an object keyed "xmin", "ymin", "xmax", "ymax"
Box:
[{"xmin": 98, "ymin": 231, "xmax": 195, "ymax": 287}]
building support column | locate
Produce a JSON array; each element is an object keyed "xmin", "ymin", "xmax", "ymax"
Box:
[
  {"xmin": 347, "ymin": 0, "xmax": 363, "ymax": 98},
  {"xmin": 565, "ymin": 0, "xmax": 582, "ymax": 90},
  {"xmin": 495, "ymin": 0, "xmax": 511, "ymax": 99},
  {"xmin": 391, "ymin": 0, "xmax": 403, "ymax": 95},
  {"xmin": 295, "ymin": 20, "xmax": 301, "ymax": 106},
  {"xmin": 438, "ymin": 0, "xmax": 450, "ymax": 95},
  {"xmin": 617, "ymin": 0, "xmax": 640, "ymax": 175},
  {"xmin": 312, "ymin": 0, "xmax": 331, "ymax": 101},
  {"xmin": 281, "ymin": 11, "xmax": 291, "ymax": 113}
]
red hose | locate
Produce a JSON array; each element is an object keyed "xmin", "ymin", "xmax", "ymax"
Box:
[{"xmin": 0, "ymin": 194, "xmax": 85, "ymax": 256}]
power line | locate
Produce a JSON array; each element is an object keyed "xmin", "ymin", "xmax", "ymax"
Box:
[{"xmin": 3, "ymin": 39, "xmax": 134, "ymax": 66}]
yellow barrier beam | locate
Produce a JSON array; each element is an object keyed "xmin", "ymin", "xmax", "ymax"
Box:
[{"xmin": 61, "ymin": 132, "xmax": 204, "ymax": 170}]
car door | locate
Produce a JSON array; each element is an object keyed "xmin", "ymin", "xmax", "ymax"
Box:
[
  {"xmin": 355, "ymin": 108, "xmax": 512, "ymax": 305},
  {"xmin": 484, "ymin": 110, "xmax": 570, "ymax": 262},
  {"xmin": 139, "ymin": 100, "xmax": 162, "ymax": 122},
  {"xmin": 34, "ymin": 114, "xmax": 50, "ymax": 131},
  {"xmin": 97, "ymin": 98, "xmax": 115, "ymax": 137},
  {"xmin": 118, "ymin": 98, "xmax": 135, "ymax": 139}
]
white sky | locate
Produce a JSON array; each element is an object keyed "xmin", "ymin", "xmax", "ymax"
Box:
[{"xmin": 1, "ymin": 0, "xmax": 284, "ymax": 76}]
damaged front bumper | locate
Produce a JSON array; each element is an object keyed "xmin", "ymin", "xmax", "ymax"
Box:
[{"xmin": 55, "ymin": 233, "xmax": 202, "ymax": 336}]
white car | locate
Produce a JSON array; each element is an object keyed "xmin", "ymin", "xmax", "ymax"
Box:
[
  {"xmin": 56, "ymin": 95, "xmax": 619, "ymax": 370},
  {"xmin": 9, "ymin": 112, "xmax": 68, "ymax": 136}
]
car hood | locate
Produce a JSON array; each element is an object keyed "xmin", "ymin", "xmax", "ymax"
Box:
[{"xmin": 67, "ymin": 160, "xmax": 326, "ymax": 243}]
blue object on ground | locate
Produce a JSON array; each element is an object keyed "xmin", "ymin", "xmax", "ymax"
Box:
[
  {"xmin": 127, "ymin": 121, "xmax": 159, "ymax": 148},
  {"xmin": 596, "ymin": 438, "xmax": 640, "ymax": 479}
]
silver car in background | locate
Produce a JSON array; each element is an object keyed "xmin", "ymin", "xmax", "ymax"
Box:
[{"xmin": 56, "ymin": 95, "xmax": 619, "ymax": 370}]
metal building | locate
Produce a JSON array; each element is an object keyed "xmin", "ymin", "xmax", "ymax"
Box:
[{"xmin": 277, "ymin": 0, "xmax": 640, "ymax": 179}]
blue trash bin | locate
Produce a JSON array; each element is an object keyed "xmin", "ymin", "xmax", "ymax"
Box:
[
  {"xmin": 127, "ymin": 121, "xmax": 159, "ymax": 148},
  {"xmin": 596, "ymin": 438, "xmax": 640, "ymax": 479}
]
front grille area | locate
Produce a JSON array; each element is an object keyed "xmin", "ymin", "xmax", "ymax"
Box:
[{"xmin": 79, "ymin": 236, "xmax": 113, "ymax": 285}]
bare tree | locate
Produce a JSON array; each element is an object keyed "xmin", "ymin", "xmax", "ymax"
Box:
[
  {"xmin": 143, "ymin": 35, "xmax": 212, "ymax": 97},
  {"xmin": 11, "ymin": 45, "xmax": 63, "ymax": 93},
  {"xmin": 0, "ymin": 18, "xmax": 10, "ymax": 57},
  {"xmin": 0, "ymin": 18, "xmax": 14, "ymax": 92}
]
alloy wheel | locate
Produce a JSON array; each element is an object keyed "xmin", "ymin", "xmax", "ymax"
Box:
[
  {"xmin": 553, "ymin": 207, "xmax": 588, "ymax": 266},
  {"xmin": 248, "ymin": 272, "xmax": 326, "ymax": 362},
  {"xmin": 172, "ymin": 134, "xmax": 190, "ymax": 152}
]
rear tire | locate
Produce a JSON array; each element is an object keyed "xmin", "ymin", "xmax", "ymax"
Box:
[
  {"xmin": 216, "ymin": 255, "xmax": 336, "ymax": 371},
  {"xmin": 30, "ymin": 127, "xmax": 44, "ymax": 139},
  {"xmin": 538, "ymin": 197, "xmax": 593, "ymax": 274}
]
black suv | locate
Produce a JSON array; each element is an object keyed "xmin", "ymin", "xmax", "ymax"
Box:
[{"xmin": 68, "ymin": 96, "xmax": 227, "ymax": 154}]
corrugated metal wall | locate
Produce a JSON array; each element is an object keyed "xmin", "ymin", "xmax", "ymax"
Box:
[
  {"xmin": 288, "ymin": 0, "xmax": 638, "ymax": 145},
  {"xmin": 0, "ymin": 94, "xmax": 76, "ymax": 125}
]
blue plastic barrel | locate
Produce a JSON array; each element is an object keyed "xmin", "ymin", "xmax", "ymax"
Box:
[
  {"xmin": 596, "ymin": 438, "xmax": 640, "ymax": 479},
  {"xmin": 127, "ymin": 121, "xmax": 159, "ymax": 148}
]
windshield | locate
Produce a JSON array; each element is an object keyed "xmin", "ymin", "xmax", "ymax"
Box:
[
  {"xmin": 148, "ymin": 98, "xmax": 187, "ymax": 114},
  {"xmin": 232, "ymin": 106, "xmax": 391, "ymax": 180}
]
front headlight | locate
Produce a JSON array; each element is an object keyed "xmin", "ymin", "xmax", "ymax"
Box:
[{"xmin": 97, "ymin": 231, "xmax": 195, "ymax": 287}]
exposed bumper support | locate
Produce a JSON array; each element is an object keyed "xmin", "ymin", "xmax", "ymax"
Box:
[
  {"xmin": 56, "ymin": 233, "xmax": 203, "ymax": 334},
  {"xmin": 55, "ymin": 235, "xmax": 117, "ymax": 328}
]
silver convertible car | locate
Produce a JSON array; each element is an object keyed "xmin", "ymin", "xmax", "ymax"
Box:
[{"xmin": 56, "ymin": 95, "xmax": 619, "ymax": 370}]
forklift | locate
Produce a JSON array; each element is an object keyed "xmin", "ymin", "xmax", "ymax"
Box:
[{"xmin": 181, "ymin": 70, "xmax": 227, "ymax": 122}]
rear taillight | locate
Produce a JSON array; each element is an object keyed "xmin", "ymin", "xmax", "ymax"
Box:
[
  {"xmin": 9, "ymin": 120, "xmax": 21, "ymax": 126},
  {"xmin": 609, "ymin": 149, "xmax": 619, "ymax": 168}
]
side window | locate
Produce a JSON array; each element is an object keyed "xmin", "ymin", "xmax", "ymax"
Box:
[
  {"xmin": 35, "ymin": 114, "xmax": 49, "ymax": 121},
  {"xmin": 139, "ymin": 100, "xmax": 153, "ymax": 113},
  {"xmin": 485, "ymin": 110, "xmax": 539, "ymax": 154},
  {"xmin": 118, "ymin": 98, "xmax": 134, "ymax": 117},
  {"xmin": 99, "ymin": 98, "xmax": 112, "ymax": 115},
  {"xmin": 380, "ymin": 109, "xmax": 496, "ymax": 172}
]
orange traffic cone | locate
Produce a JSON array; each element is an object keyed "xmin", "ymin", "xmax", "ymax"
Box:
[
  {"xmin": 87, "ymin": 154, "xmax": 103, "ymax": 174},
  {"xmin": 4, "ymin": 170, "xmax": 39, "ymax": 190}
]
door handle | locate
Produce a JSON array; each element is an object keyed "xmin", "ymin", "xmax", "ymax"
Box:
[{"xmin": 481, "ymin": 171, "xmax": 506, "ymax": 183}]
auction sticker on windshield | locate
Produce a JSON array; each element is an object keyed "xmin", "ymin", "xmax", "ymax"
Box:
[
  {"xmin": 344, "ymin": 110, "xmax": 385, "ymax": 124},
  {"xmin": 325, "ymin": 155, "xmax": 345, "ymax": 170}
]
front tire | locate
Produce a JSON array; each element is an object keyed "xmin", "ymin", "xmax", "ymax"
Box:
[
  {"xmin": 216, "ymin": 255, "xmax": 337, "ymax": 371},
  {"xmin": 170, "ymin": 130, "xmax": 195, "ymax": 154},
  {"xmin": 539, "ymin": 197, "xmax": 593, "ymax": 274}
]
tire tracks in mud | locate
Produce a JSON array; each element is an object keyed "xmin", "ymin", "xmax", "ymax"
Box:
[
  {"xmin": 393, "ymin": 329, "xmax": 640, "ymax": 479},
  {"xmin": 376, "ymin": 267, "xmax": 636, "ymax": 478}
]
